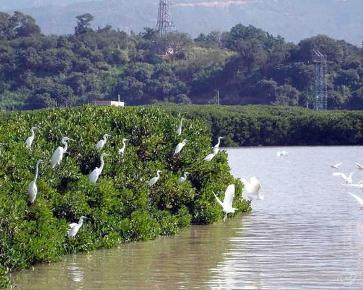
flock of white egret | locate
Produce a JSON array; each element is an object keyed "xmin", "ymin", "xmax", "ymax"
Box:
[
  {"xmin": 331, "ymin": 161, "xmax": 363, "ymax": 208},
  {"xmin": 23, "ymin": 117, "xmax": 253, "ymax": 238}
]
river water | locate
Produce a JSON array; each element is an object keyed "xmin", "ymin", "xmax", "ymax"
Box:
[{"xmin": 11, "ymin": 147, "xmax": 363, "ymax": 289}]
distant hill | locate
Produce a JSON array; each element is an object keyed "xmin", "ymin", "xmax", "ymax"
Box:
[{"xmin": 2, "ymin": 0, "xmax": 363, "ymax": 45}]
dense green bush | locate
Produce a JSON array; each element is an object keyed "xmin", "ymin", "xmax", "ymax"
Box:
[
  {"xmin": 162, "ymin": 105, "xmax": 363, "ymax": 146},
  {"xmin": 0, "ymin": 105, "xmax": 250, "ymax": 286}
]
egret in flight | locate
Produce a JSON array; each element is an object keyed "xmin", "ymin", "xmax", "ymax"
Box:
[
  {"xmin": 148, "ymin": 170, "xmax": 162, "ymax": 187},
  {"xmin": 118, "ymin": 138, "xmax": 128, "ymax": 158},
  {"xmin": 330, "ymin": 162, "xmax": 342, "ymax": 169},
  {"xmin": 355, "ymin": 162, "xmax": 363, "ymax": 170},
  {"xmin": 333, "ymin": 172, "xmax": 354, "ymax": 184},
  {"xmin": 96, "ymin": 134, "xmax": 111, "ymax": 150},
  {"xmin": 67, "ymin": 216, "xmax": 87, "ymax": 238},
  {"xmin": 176, "ymin": 118, "xmax": 184, "ymax": 136},
  {"xmin": 213, "ymin": 184, "xmax": 237, "ymax": 222},
  {"xmin": 344, "ymin": 182, "xmax": 363, "ymax": 192},
  {"xmin": 51, "ymin": 137, "xmax": 72, "ymax": 169},
  {"xmin": 27, "ymin": 160, "xmax": 43, "ymax": 204},
  {"xmin": 241, "ymin": 177, "xmax": 263, "ymax": 200},
  {"xmin": 89, "ymin": 153, "xmax": 108, "ymax": 184},
  {"xmin": 174, "ymin": 139, "xmax": 187, "ymax": 156},
  {"xmin": 25, "ymin": 127, "xmax": 38, "ymax": 150},
  {"xmin": 347, "ymin": 192, "xmax": 363, "ymax": 209},
  {"xmin": 178, "ymin": 172, "xmax": 190, "ymax": 183}
]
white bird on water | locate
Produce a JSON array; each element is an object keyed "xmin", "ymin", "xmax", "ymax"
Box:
[
  {"xmin": 148, "ymin": 170, "xmax": 162, "ymax": 187},
  {"xmin": 178, "ymin": 172, "xmax": 190, "ymax": 183},
  {"xmin": 277, "ymin": 151, "xmax": 288, "ymax": 157},
  {"xmin": 347, "ymin": 192, "xmax": 363, "ymax": 209},
  {"xmin": 174, "ymin": 139, "xmax": 187, "ymax": 156},
  {"xmin": 240, "ymin": 177, "xmax": 263, "ymax": 200},
  {"xmin": 330, "ymin": 162, "xmax": 342, "ymax": 169},
  {"xmin": 176, "ymin": 118, "xmax": 184, "ymax": 136},
  {"xmin": 118, "ymin": 138, "xmax": 128, "ymax": 157},
  {"xmin": 51, "ymin": 137, "xmax": 72, "ymax": 169},
  {"xmin": 333, "ymin": 172, "xmax": 354, "ymax": 184},
  {"xmin": 213, "ymin": 184, "xmax": 237, "ymax": 222},
  {"xmin": 25, "ymin": 127, "xmax": 38, "ymax": 150},
  {"xmin": 96, "ymin": 134, "xmax": 111, "ymax": 150},
  {"xmin": 355, "ymin": 162, "xmax": 363, "ymax": 170},
  {"xmin": 89, "ymin": 153, "xmax": 108, "ymax": 184},
  {"xmin": 67, "ymin": 216, "xmax": 87, "ymax": 238},
  {"xmin": 27, "ymin": 159, "xmax": 43, "ymax": 204}
]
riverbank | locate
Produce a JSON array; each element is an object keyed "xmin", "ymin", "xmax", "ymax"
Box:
[
  {"xmin": 161, "ymin": 105, "xmax": 363, "ymax": 146},
  {"xmin": 0, "ymin": 106, "xmax": 250, "ymax": 287}
]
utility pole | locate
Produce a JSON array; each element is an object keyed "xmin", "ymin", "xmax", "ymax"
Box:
[
  {"xmin": 216, "ymin": 90, "xmax": 220, "ymax": 105},
  {"xmin": 312, "ymin": 49, "xmax": 328, "ymax": 111},
  {"xmin": 156, "ymin": 0, "xmax": 175, "ymax": 36}
]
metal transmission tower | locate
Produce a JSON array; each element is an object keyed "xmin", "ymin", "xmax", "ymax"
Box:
[
  {"xmin": 156, "ymin": 0, "xmax": 174, "ymax": 36},
  {"xmin": 312, "ymin": 49, "xmax": 328, "ymax": 110}
]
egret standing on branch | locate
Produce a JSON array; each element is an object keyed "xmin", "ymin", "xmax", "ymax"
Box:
[
  {"xmin": 89, "ymin": 153, "xmax": 108, "ymax": 184},
  {"xmin": 96, "ymin": 134, "xmax": 111, "ymax": 150},
  {"xmin": 25, "ymin": 127, "xmax": 37, "ymax": 150},
  {"xmin": 178, "ymin": 172, "xmax": 190, "ymax": 183},
  {"xmin": 174, "ymin": 139, "xmax": 187, "ymax": 156},
  {"xmin": 148, "ymin": 170, "xmax": 162, "ymax": 187},
  {"xmin": 213, "ymin": 136, "xmax": 224, "ymax": 154},
  {"xmin": 213, "ymin": 184, "xmax": 237, "ymax": 222},
  {"xmin": 176, "ymin": 118, "xmax": 184, "ymax": 136},
  {"xmin": 27, "ymin": 160, "xmax": 43, "ymax": 204},
  {"xmin": 118, "ymin": 138, "xmax": 128, "ymax": 158},
  {"xmin": 67, "ymin": 216, "xmax": 87, "ymax": 238},
  {"xmin": 51, "ymin": 137, "xmax": 72, "ymax": 169}
]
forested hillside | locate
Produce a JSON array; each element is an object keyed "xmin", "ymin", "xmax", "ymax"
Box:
[{"xmin": 0, "ymin": 11, "xmax": 362, "ymax": 110}]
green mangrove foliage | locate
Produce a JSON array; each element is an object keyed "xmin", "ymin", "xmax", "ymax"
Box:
[
  {"xmin": 162, "ymin": 105, "xmax": 363, "ymax": 146},
  {"xmin": 0, "ymin": 106, "xmax": 250, "ymax": 287}
]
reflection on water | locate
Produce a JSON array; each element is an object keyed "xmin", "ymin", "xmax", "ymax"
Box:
[{"xmin": 11, "ymin": 147, "xmax": 363, "ymax": 289}]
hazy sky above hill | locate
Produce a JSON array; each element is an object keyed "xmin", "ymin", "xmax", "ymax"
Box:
[{"xmin": 1, "ymin": 0, "xmax": 362, "ymax": 45}]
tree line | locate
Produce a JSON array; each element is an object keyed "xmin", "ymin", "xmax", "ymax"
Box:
[{"xmin": 0, "ymin": 11, "xmax": 362, "ymax": 110}]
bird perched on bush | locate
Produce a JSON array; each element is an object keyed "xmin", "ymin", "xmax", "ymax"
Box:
[
  {"xmin": 25, "ymin": 127, "xmax": 38, "ymax": 150},
  {"xmin": 89, "ymin": 153, "xmax": 108, "ymax": 184},
  {"xmin": 67, "ymin": 216, "xmax": 87, "ymax": 238},
  {"xmin": 96, "ymin": 134, "xmax": 111, "ymax": 150},
  {"xmin": 174, "ymin": 139, "xmax": 187, "ymax": 156},
  {"xmin": 50, "ymin": 137, "xmax": 72, "ymax": 169},
  {"xmin": 27, "ymin": 160, "xmax": 43, "ymax": 204}
]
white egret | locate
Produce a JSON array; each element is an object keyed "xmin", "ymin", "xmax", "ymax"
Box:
[
  {"xmin": 25, "ymin": 127, "xmax": 37, "ymax": 150},
  {"xmin": 355, "ymin": 162, "xmax": 363, "ymax": 170},
  {"xmin": 51, "ymin": 137, "xmax": 72, "ymax": 169},
  {"xmin": 347, "ymin": 192, "xmax": 363, "ymax": 208},
  {"xmin": 176, "ymin": 118, "xmax": 184, "ymax": 136},
  {"xmin": 174, "ymin": 139, "xmax": 187, "ymax": 156},
  {"xmin": 178, "ymin": 172, "xmax": 190, "ymax": 183},
  {"xmin": 276, "ymin": 151, "xmax": 288, "ymax": 157},
  {"xmin": 96, "ymin": 134, "xmax": 111, "ymax": 150},
  {"xmin": 213, "ymin": 136, "xmax": 224, "ymax": 150},
  {"xmin": 241, "ymin": 177, "xmax": 263, "ymax": 200},
  {"xmin": 330, "ymin": 162, "xmax": 342, "ymax": 169},
  {"xmin": 148, "ymin": 170, "xmax": 162, "ymax": 187},
  {"xmin": 333, "ymin": 172, "xmax": 354, "ymax": 184},
  {"xmin": 67, "ymin": 216, "xmax": 87, "ymax": 238},
  {"xmin": 204, "ymin": 152, "xmax": 217, "ymax": 162},
  {"xmin": 213, "ymin": 184, "xmax": 237, "ymax": 222},
  {"xmin": 118, "ymin": 138, "xmax": 128, "ymax": 157},
  {"xmin": 27, "ymin": 160, "xmax": 43, "ymax": 204},
  {"xmin": 89, "ymin": 153, "xmax": 108, "ymax": 184}
]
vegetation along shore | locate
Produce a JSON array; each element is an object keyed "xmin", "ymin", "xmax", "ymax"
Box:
[
  {"xmin": 163, "ymin": 105, "xmax": 363, "ymax": 146},
  {"xmin": 0, "ymin": 106, "xmax": 250, "ymax": 287}
]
